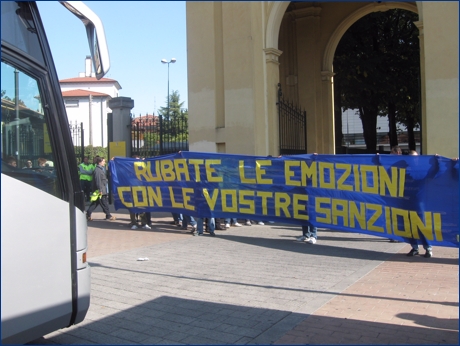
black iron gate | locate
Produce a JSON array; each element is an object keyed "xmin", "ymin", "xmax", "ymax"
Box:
[
  {"xmin": 277, "ymin": 83, "xmax": 307, "ymax": 155},
  {"xmin": 131, "ymin": 112, "xmax": 189, "ymax": 158},
  {"xmin": 69, "ymin": 121, "xmax": 84, "ymax": 164}
]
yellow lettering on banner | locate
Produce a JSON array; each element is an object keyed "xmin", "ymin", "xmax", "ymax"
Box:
[
  {"xmin": 301, "ymin": 161, "xmax": 317, "ymax": 187},
  {"xmin": 379, "ymin": 166, "xmax": 398, "ymax": 197},
  {"xmin": 336, "ymin": 164, "xmax": 353, "ymax": 191},
  {"xmin": 275, "ymin": 193, "xmax": 291, "ymax": 217},
  {"xmin": 385, "ymin": 206, "xmax": 392, "ymax": 234},
  {"xmin": 353, "ymin": 164, "xmax": 360, "ymax": 192},
  {"xmin": 239, "ymin": 160, "xmax": 256, "ymax": 184},
  {"xmin": 392, "ymin": 208, "xmax": 411, "ymax": 237},
  {"xmin": 366, "ymin": 203, "xmax": 384, "ymax": 233},
  {"xmin": 203, "ymin": 188, "xmax": 219, "ymax": 210},
  {"xmin": 134, "ymin": 161, "xmax": 157, "ymax": 182},
  {"xmin": 284, "ymin": 161, "xmax": 300, "ymax": 186},
  {"xmin": 206, "ymin": 160, "xmax": 222, "ymax": 182},
  {"xmin": 293, "ymin": 194, "xmax": 309, "ymax": 220},
  {"xmin": 255, "ymin": 160, "xmax": 273, "ymax": 184},
  {"xmin": 410, "ymin": 211, "xmax": 433, "ymax": 241},
  {"xmin": 132, "ymin": 186, "xmax": 148, "ymax": 207},
  {"xmin": 257, "ymin": 191, "xmax": 273, "ymax": 215},
  {"xmin": 168, "ymin": 186, "xmax": 183, "ymax": 208},
  {"xmin": 332, "ymin": 199, "xmax": 348, "ymax": 226},
  {"xmin": 398, "ymin": 168, "xmax": 406, "ymax": 197},
  {"xmin": 222, "ymin": 189, "xmax": 238, "ymax": 212},
  {"xmin": 239, "ymin": 190, "xmax": 255, "ymax": 213},
  {"xmin": 433, "ymin": 213, "xmax": 443, "ymax": 241},
  {"xmin": 349, "ymin": 201, "xmax": 366, "ymax": 229},
  {"xmin": 182, "ymin": 187, "xmax": 194, "ymax": 211},
  {"xmin": 189, "ymin": 159, "xmax": 204, "ymax": 182},
  {"xmin": 315, "ymin": 197, "xmax": 331, "ymax": 224},
  {"xmin": 361, "ymin": 165, "xmax": 378, "ymax": 195},
  {"xmin": 174, "ymin": 159, "xmax": 190, "ymax": 181},
  {"xmin": 161, "ymin": 160, "xmax": 176, "ymax": 181},
  {"xmin": 319, "ymin": 162, "xmax": 335, "ymax": 189},
  {"xmin": 118, "ymin": 186, "xmax": 133, "ymax": 208},
  {"xmin": 147, "ymin": 186, "xmax": 162, "ymax": 207}
]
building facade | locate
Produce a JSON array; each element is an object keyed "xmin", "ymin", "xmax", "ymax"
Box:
[
  {"xmin": 186, "ymin": 1, "xmax": 458, "ymax": 158},
  {"xmin": 60, "ymin": 57, "xmax": 121, "ymax": 148}
]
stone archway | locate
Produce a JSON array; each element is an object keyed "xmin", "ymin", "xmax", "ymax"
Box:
[{"xmin": 265, "ymin": 1, "xmax": 421, "ymax": 154}]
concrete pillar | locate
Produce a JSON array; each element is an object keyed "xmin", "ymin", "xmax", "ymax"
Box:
[{"xmin": 107, "ymin": 97, "xmax": 134, "ymax": 155}]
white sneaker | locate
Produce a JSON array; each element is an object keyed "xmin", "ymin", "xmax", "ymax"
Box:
[
  {"xmin": 257, "ymin": 221, "xmax": 265, "ymax": 225},
  {"xmin": 142, "ymin": 224, "xmax": 151, "ymax": 230},
  {"xmin": 225, "ymin": 223, "xmax": 230, "ymax": 228},
  {"xmin": 131, "ymin": 225, "xmax": 138, "ymax": 230},
  {"xmin": 234, "ymin": 223, "xmax": 242, "ymax": 227},
  {"xmin": 245, "ymin": 221, "xmax": 252, "ymax": 226},
  {"xmin": 296, "ymin": 236, "xmax": 309, "ymax": 242},
  {"xmin": 192, "ymin": 224, "xmax": 197, "ymax": 230},
  {"xmin": 307, "ymin": 238, "xmax": 317, "ymax": 244}
]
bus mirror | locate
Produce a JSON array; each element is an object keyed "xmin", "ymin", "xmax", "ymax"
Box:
[{"xmin": 59, "ymin": 1, "xmax": 110, "ymax": 79}]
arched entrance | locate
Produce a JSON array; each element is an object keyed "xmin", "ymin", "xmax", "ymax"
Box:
[{"xmin": 266, "ymin": 1, "xmax": 419, "ymax": 154}]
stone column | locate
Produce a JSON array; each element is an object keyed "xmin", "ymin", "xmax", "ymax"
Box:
[
  {"xmin": 264, "ymin": 47, "xmax": 283, "ymax": 156},
  {"xmin": 293, "ymin": 6, "xmax": 323, "ymax": 153},
  {"xmin": 107, "ymin": 97, "xmax": 134, "ymax": 156}
]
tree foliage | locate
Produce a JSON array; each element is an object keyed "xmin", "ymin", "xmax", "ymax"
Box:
[
  {"xmin": 157, "ymin": 90, "xmax": 189, "ymax": 142},
  {"xmin": 334, "ymin": 9, "xmax": 421, "ymax": 152}
]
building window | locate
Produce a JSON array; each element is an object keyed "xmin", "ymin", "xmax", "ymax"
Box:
[{"xmin": 65, "ymin": 99, "xmax": 79, "ymax": 107}]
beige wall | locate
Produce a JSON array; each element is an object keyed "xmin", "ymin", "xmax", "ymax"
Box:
[
  {"xmin": 418, "ymin": 2, "xmax": 458, "ymax": 157},
  {"xmin": 186, "ymin": 1, "xmax": 459, "ymax": 158}
]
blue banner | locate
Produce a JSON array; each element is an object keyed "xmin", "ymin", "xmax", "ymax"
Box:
[{"xmin": 109, "ymin": 152, "xmax": 459, "ymax": 248}]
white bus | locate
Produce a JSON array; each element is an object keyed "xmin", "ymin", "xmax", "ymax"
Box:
[{"xmin": 1, "ymin": 2, "xmax": 110, "ymax": 343}]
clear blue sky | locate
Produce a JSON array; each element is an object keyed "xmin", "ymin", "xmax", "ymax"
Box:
[{"xmin": 37, "ymin": 1, "xmax": 187, "ymax": 117}]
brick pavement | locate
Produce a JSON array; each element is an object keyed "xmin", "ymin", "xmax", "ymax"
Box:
[
  {"xmin": 275, "ymin": 245, "xmax": 459, "ymax": 344},
  {"xmin": 35, "ymin": 208, "xmax": 458, "ymax": 345}
]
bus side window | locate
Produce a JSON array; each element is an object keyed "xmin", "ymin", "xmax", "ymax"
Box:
[{"xmin": 1, "ymin": 60, "xmax": 61, "ymax": 198}]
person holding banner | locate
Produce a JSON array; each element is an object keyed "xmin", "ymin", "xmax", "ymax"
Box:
[
  {"xmin": 389, "ymin": 146, "xmax": 403, "ymax": 243},
  {"xmin": 404, "ymin": 150, "xmax": 432, "ymax": 257}
]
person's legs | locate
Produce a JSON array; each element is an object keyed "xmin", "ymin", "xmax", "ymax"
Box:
[
  {"xmin": 172, "ymin": 213, "xmax": 181, "ymax": 225},
  {"xmin": 129, "ymin": 212, "xmax": 138, "ymax": 229},
  {"xmin": 86, "ymin": 200, "xmax": 99, "ymax": 220},
  {"xmin": 407, "ymin": 238, "xmax": 420, "ymax": 256},
  {"xmin": 181, "ymin": 215, "xmax": 190, "ymax": 229},
  {"xmin": 208, "ymin": 218, "xmax": 216, "ymax": 236},
  {"xmin": 100, "ymin": 195, "xmax": 114, "ymax": 220},
  {"xmin": 195, "ymin": 218, "xmax": 204, "ymax": 235},
  {"xmin": 419, "ymin": 234, "xmax": 432, "ymax": 258},
  {"xmin": 225, "ymin": 218, "xmax": 231, "ymax": 228},
  {"xmin": 297, "ymin": 226, "xmax": 309, "ymax": 241},
  {"xmin": 306, "ymin": 225, "xmax": 317, "ymax": 244}
]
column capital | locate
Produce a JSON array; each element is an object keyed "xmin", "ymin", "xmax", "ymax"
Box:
[
  {"xmin": 264, "ymin": 48, "xmax": 283, "ymax": 65},
  {"xmin": 413, "ymin": 20, "xmax": 424, "ymax": 36},
  {"xmin": 108, "ymin": 97, "xmax": 134, "ymax": 111},
  {"xmin": 321, "ymin": 70, "xmax": 335, "ymax": 82}
]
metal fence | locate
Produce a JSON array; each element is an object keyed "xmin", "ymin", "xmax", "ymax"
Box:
[
  {"xmin": 69, "ymin": 121, "xmax": 84, "ymax": 163},
  {"xmin": 131, "ymin": 112, "xmax": 189, "ymax": 158},
  {"xmin": 277, "ymin": 83, "xmax": 307, "ymax": 155}
]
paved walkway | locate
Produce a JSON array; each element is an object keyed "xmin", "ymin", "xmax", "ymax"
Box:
[{"xmin": 35, "ymin": 207, "xmax": 458, "ymax": 345}]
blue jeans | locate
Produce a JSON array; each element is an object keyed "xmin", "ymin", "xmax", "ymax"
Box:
[
  {"xmin": 301, "ymin": 225, "xmax": 317, "ymax": 239},
  {"xmin": 181, "ymin": 215, "xmax": 196, "ymax": 229},
  {"xmin": 196, "ymin": 217, "xmax": 215, "ymax": 234},
  {"xmin": 172, "ymin": 213, "xmax": 182, "ymax": 223},
  {"xmin": 409, "ymin": 234, "xmax": 432, "ymax": 251},
  {"xmin": 225, "ymin": 218, "xmax": 238, "ymax": 224}
]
